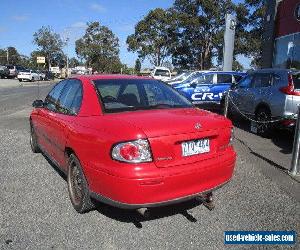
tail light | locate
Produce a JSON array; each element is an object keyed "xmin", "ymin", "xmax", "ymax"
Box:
[
  {"xmin": 280, "ymin": 74, "xmax": 300, "ymax": 96},
  {"xmin": 111, "ymin": 139, "xmax": 152, "ymax": 163}
]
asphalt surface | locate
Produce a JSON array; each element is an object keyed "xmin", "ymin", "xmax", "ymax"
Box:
[{"xmin": 0, "ymin": 79, "xmax": 299, "ymax": 250}]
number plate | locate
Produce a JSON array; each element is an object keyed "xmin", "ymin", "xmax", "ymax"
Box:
[{"xmin": 182, "ymin": 139, "xmax": 210, "ymax": 157}]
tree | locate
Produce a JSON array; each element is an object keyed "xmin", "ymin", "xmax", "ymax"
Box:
[
  {"xmin": 33, "ymin": 26, "xmax": 65, "ymax": 69},
  {"xmin": 75, "ymin": 22, "xmax": 121, "ymax": 73},
  {"xmin": 232, "ymin": 58, "xmax": 244, "ymax": 71},
  {"xmin": 171, "ymin": 0, "xmax": 234, "ymax": 70},
  {"xmin": 126, "ymin": 8, "xmax": 176, "ymax": 66},
  {"xmin": 244, "ymin": 0, "xmax": 266, "ymax": 68},
  {"xmin": 69, "ymin": 57, "xmax": 80, "ymax": 68},
  {"xmin": 0, "ymin": 47, "xmax": 21, "ymax": 65},
  {"xmin": 134, "ymin": 58, "xmax": 141, "ymax": 73}
]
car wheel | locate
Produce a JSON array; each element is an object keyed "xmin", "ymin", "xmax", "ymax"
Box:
[
  {"xmin": 67, "ymin": 154, "xmax": 95, "ymax": 213},
  {"xmin": 30, "ymin": 122, "xmax": 40, "ymax": 153},
  {"xmin": 255, "ymin": 107, "xmax": 272, "ymax": 137},
  {"xmin": 18, "ymin": 79, "xmax": 22, "ymax": 82}
]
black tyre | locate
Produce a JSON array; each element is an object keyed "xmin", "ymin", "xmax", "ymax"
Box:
[
  {"xmin": 255, "ymin": 107, "xmax": 272, "ymax": 137},
  {"xmin": 67, "ymin": 154, "xmax": 95, "ymax": 213},
  {"xmin": 18, "ymin": 79, "xmax": 22, "ymax": 82},
  {"xmin": 30, "ymin": 123, "xmax": 40, "ymax": 153}
]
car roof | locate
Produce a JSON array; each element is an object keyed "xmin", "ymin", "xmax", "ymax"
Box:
[
  {"xmin": 249, "ymin": 68, "xmax": 298, "ymax": 74},
  {"xmin": 72, "ymin": 74, "xmax": 154, "ymax": 82},
  {"xmin": 202, "ymin": 71, "xmax": 245, "ymax": 75}
]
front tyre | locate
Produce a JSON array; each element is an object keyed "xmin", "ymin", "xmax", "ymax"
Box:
[
  {"xmin": 67, "ymin": 154, "xmax": 95, "ymax": 213},
  {"xmin": 30, "ymin": 123, "xmax": 40, "ymax": 153}
]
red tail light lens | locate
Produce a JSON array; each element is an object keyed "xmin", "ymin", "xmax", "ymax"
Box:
[
  {"xmin": 111, "ymin": 139, "xmax": 152, "ymax": 163},
  {"xmin": 280, "ymin": 74, "xmax": 300, "ymax": 96}
]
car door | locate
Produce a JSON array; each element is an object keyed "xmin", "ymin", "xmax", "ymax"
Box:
[
  {"xmin": 37, "ymin": 80, "xmax": 68, "ymax": 157},
  {"xmin": 188, "ymin": 73, "xmax": 214, "ymax": 104},
  {"xmin": 208, "ymin": 73, "xmax": 233, "ymax": 103},
  {"xmin": 252, "ymin": 73, "xmax": 273, "ymax": 110},
  {"xmin": 47, "ymin": 79, "xmax": 83, "ymax": 169},
  {"xmin": 230, "ymin": 74, "xmax": 254, "ymax": 114}
]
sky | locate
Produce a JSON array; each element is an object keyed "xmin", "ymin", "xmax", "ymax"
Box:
[{"xmin": 0, "ymin": 0, "xmax": 250, "ymax": 69}]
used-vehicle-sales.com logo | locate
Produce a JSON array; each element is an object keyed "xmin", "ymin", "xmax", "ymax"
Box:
[{"xmin": 295, "ymin": 3, "xmax": 300, "ymax": 21}]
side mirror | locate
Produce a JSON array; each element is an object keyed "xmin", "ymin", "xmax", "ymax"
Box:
[
  {"xmin": 32, "ymin": 100, "xmax": 44, "ymax": 108},
  {"xmin": 190, "ymin": 83, "xmax": 197, "ymax": 88}
]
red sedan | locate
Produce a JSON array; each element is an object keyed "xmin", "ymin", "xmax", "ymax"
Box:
[{"xmin": 30, "ymin": 75, "xmax": 236, "ymax": 215}]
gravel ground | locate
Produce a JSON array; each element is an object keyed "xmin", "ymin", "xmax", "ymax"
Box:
[{"xmin": 0, "ymin": 79, "xmax": 299, "ymax": 250}]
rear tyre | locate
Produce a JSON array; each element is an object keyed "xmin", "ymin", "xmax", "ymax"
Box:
[
  {"xmin": 30, "ymin": 123, "xmax": 40, "ymax": 153},
  {"xmin": 67, "ymin": 154, "xmax": 95, "ymax": 214},
  {"xmin": 18, "ymin": 79, "xmax": 22, "ymax": 82},
  {"xmin": 255, "ymin": 107, "xmax": 272, "ymax": 137}
]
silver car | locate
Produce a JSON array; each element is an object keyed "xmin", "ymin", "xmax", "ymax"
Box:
[{"xmin": 229, "ymin": 68, "xmax": 300, "ymax": 136}]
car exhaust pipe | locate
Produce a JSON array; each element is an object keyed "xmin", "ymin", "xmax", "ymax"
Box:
[
  {"xmin": 136, "ymin": 208, "xmax": 150, "ymax": 218},
  {"xmin": 196, "ymin": 192, "xmax": 215, "ymax": 210}
]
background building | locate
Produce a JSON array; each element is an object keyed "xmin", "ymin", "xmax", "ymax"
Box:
[{"xmin": 262, "ymin": 0, "xmax": 300, "ymax": 69}]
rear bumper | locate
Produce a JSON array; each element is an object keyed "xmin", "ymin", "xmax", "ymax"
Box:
[
  {"xmin": 90, "ymin": 180, "xmax": 229, "ymax": 209},
  {"xmin": 87, "ymin": 148, "xmax": 236, "ymax": 209}
]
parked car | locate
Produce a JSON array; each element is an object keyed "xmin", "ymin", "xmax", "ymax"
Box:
[
  {"xmin": 6, "ymin": 65, "xmax": 26, "ymax": 78},
  {"xmin": 167, "ymin": 71, "xmax": 212, "ymax": 85},
  {"xmin": 229, "ymin": 68, "xmax": 300, "ymax": 135},
  {"xmin": 17, "ymin": 69, "xmax": 41, "ymax": 82},
  {"xmin": 173, "ymin": 71, "xmax": 246, "ymax": 110},
  {"xmin": 164, "ymin": 71, "xmax": 191, "ymax": 84},
  {"xmin": 0, "ymin": 65, "xmax": 10, "ymax": 79},
  {"xmin": 30, "ymin": 75, "xmax": 236, "ymax": 214},
  {"xmin": 37, "ymin": 70, "xmax": 46, "ymax": 80},
  {"xmin": 151, "ymin": 67, "xmax": 171, "ymax": 82},
  {"xmin": 43, "ymin": 70, "xmax": 55, "ymax": 80}
]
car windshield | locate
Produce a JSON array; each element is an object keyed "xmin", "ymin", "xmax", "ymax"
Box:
[
  {"xmin": 171, "ymin": 72, "xmax": 188, "ymax": 81},
  {"xmin": 6, "ymin": 65, "xmax": 14, "ymax": 69},
  {"xmin": 154, "ymin": 69, "xmax": 170, "ymax": 76},
  {"xmin": 181, "ymin": 72, "xmax": 203, "ymax": 84},
  {"xmin": 94, "ymin": 79, "xmax": 193, "ymax": 113}
]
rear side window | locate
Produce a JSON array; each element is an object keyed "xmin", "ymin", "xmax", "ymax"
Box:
[
  {"xmin": 57, "ymin": 79, "xmax": 83, "ymax": 115},
  {"xmin": 217, "ymin": 74, "xmax": 232, "ymax": 84},
  {"xmin": 45, "ymin": 80, "xmax": 68, "ymax": 111},
  {"xmin": 252, "ymin": 73, "xmax": 272, "ymax": 88},
  {"xmin": 194, "ymin": 74, "xmax": 214, "ymax": 84},
  {"xmin": 292, "ymin": 73, "xmax": 300, "ymax": 89}
]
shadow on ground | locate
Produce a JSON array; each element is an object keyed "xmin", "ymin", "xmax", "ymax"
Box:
[{"xmin": 42, "ymin": 152, "xmax": 205, "ymax": 228}]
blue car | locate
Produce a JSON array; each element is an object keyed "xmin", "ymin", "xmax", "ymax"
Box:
[{"xmin": 173, "ymin": 71, "xmax": 246, "ymax": 109}]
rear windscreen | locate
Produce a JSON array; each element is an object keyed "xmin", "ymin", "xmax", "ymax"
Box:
[{"xmin": 293, "ymin": 73, "xmax": 300, "ymax": 89}]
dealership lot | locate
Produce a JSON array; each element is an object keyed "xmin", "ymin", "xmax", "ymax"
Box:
[{"xmin": 0, "ymin": 79, "xmax": 299, "ymax": 249}]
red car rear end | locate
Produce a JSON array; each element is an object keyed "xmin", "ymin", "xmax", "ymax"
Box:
[{"xmin": 30, "ymin": 75, "xmax": 236, "ymax": 214}]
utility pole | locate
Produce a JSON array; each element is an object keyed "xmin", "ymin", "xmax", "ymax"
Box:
[
  {"xmin": 223, "ymin": 14, "xmax": 236, "ymax": 71},
  {"xmin": 6, "ymin": 48, "xmax": 9, "ymax": 64}
]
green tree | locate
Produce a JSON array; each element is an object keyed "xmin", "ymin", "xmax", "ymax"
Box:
[
  {"xmin": 127, "ymin": 8, "xmax": 176, "ymax": 66},
  {"xmin": 0, "ymin": 47, "xmax": 21, "ymax": 65},
  {"xmin": 69, "ymin": 57, "xmax": 80, "ymax": 68},
  {"xmin": 33, "ymin": 26, "xmax": 65, "ymax": 69},
  {"xmin": 232, "ymin": 58, "xmax": 244, "ymax": 71},
  {"xmin": 134, "ymin": 58, "xmax": 141, "ymax": 73},
  {"xmin": 7, "ymin": 47, "xmax": 21, "ymax": 65},
  {"xmin": 171, "ymin": 0, "xmax": 234, "ymax": 70},
  {"xmin": 75, "ymin": 22, "xmax": 121, "ymax": 73},
  {"xmin": 244, "ymin": 0, "xmax": 266, "ymax": 68}
]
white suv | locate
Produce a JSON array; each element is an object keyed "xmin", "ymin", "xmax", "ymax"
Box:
[{"xmin": 151, "ymin": 67, "xmax": 171, "ymax": 82}]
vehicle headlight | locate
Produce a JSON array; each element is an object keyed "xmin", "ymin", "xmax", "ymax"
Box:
[{"xmin": 111, "ymin": 139, "xmax": 152, "ymax": 163}]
